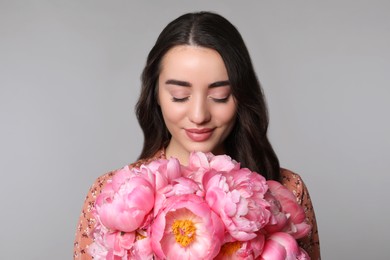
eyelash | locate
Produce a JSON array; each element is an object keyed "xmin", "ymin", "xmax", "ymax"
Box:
[
  {"xmin": 211, "ymin": 97, "xmax": 229, "ymax": 103},
  {"xmin": 171, "ymin": 97, "xmax": 189, "ymax": 103},
  {"xmin": 171, "ymin": 96, "xmax": 229, "ymax": 103}
]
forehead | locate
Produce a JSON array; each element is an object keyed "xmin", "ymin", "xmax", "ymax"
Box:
[{"xmin": 159, "ymin": 45, "xmax": 227, "ymax": 77}]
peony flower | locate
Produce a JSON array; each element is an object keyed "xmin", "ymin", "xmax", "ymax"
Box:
[
  {"xmin": 151, "ymin": 194, "xmax": 225, "ymax": 259},
  {"xmin": 128, "ymin": 230, "xmax": 154, "ymax": 260},
  {"xmin": 181, "ymin": 152, "xmax": 211, "ymax": 183},
  {"xmin": 215, "ymin": 234, "xmax": 265, "ymax": 260},
  {"xmin": 105, "ymin": 231, "xmax": 135, "ymax": 259},
  {"xmin": 263, "ymin": 191, "xmax": 289, "ymax": 234},
  {"xmin": 147, "ymin": 157, "xmax": 182, "ymax": 190},
  {"xmin": 182, "ymin": 152, "xmax": 238, "ymax": 183},
  {"xmin": 265, "ymin": 181, "xmax": 311, "ymax": 239},
  {"xmin": 88, "ymin": 227, "xmax": 136, "ymax": 260},
  {"xmin": 88, "ymin": 153, "xmax": 312, "ymax": 260},
  {"xmin": 208, "ymin": 153, "xmax": 238, "ymax": 172},
  {"xmin": 164, "ymin": 177, "xmax": 203, "ymax": 197},
  {"xmin": 95, "ymin": 166, "xmax": 155, "ymax": 233},
  {"xmin": 203, "ymin": 166, "xmax": 271, "ymax": 241},
  {"xmin": 88, "ymin": 223, "xmax": 110, "ymax": 259},
  {"xmin": 260, "ymin": 232, "xmax": 310, "ymax": 260},
  {"xmin": 154, "ymin": 176, "xmax": 203, "ymax": 216}
]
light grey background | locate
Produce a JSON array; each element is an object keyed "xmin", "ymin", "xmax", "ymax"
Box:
[{"xmin": 1, "ymin": 1, "xmax": 389, "ymax": 259}]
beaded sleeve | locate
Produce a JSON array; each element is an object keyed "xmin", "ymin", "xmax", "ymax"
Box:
[{"xmin": 280, "ymin": 169, "xmax": 321, "ymax": 259}]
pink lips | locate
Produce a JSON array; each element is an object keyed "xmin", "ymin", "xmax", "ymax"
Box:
[{"xmin": 185, "ymin": 128, "xmax": 214, "ymax": 142}]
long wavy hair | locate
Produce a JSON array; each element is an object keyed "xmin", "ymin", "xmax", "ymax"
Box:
[{"xmin": 136, "ymin": 11, "xmax": 280, "ymax": 181}]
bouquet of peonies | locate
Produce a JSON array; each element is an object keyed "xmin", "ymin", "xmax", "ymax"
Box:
[{"xmin": 89, "ymin": 152, "xmax": 311, "ymax": 259}]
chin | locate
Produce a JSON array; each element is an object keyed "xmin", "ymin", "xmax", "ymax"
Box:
[{"xmin": 186, "ymin": 143, "xmax": 222, "ymax": 155}]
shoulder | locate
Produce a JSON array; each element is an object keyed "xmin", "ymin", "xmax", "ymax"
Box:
[
  {"xmin": 279, "ymin": 168, "xmax": 307, "ymax": 204},
  {"xmin": 128, "ymin": 149, "xmax": 166, "ymax": 169}
]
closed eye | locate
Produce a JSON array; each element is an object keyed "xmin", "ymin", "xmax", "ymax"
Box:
[
  {"xmin": 211, "ymin": 96, "xmax": 230, "ymax": 103},
  {"xmin": 171, "ymin": 96, "xmax": 189, "ymax": 102}
]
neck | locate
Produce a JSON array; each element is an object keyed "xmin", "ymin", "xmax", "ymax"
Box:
[{"xmin": 165, "ymin": 143, "xmax": 190, "ymax": 166}]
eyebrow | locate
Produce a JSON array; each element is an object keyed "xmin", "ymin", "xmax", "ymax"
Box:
[
  {"xmin": 165, "ymin": 79, "xmax": 191, "ymax": 87},
  {"xmin": 209, "ymin": 80, "xmax": 230, "ymax": 88},
  {"xmin": 165, "ymin": 79, "xmax": 230, "ymax": 88}
]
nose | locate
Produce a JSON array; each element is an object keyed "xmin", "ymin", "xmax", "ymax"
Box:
[{"xmin": 188, "ymin": 96, "xmax": 211, "ymax": 125}]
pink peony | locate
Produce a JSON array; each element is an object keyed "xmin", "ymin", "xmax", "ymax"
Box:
[
  {"xmin": 263, "ymin": 191, "xmax": 289, "ymax": 234},
  {"xmin": 128, "ymin": 230, "xmax": 154, "ymax": 260},
  {"xmin": 181, "ymin": 152, "xmax": 211, "ymax": 183},
  {"xmin": 260, "ymin": 232, "xmax": 310, "ymax": 260},
  {"xmin": 208, "ymin": 153, "xmax": 238, "ymax": 172},
  {"xmin": 88, "ymin": 227, "xmax": 136, "ymax": 260},
  {"xmin": 154, "ymin": 176, "xmax": 203, "ymax": 217},
  {"xmin": 88, "ymin": 224, "xmax": 110, "ymax": 259},
  {"xmin": 147, "ymin": 157, "xmax": 182, "ymax": 190},
  {"xmin": 95, "ymin": 166, "xmax": 155, "ymax": 233},
  {"xmin": 215, "ymin": 234, "xmax": 266, "ymax": 260},
  {"xmin": 203, "ymin": 166, "xmax": 271, "ymax": 241},
  {"xmin": 182, "ymin": 152, "xmax": 237, "ymax": 182},
  {"xmin": 265, "ymin": 180, "xmax": 311, "ymax": 239},
  {"xmin": 88, "ymin": 153, "xmax": 312, "ymax": 260},
  {"xmin": 163, "ymin": 177, "xmax": 203, "ymax": 197},
  {"xmin": 91, "ymin": 230, "xmax": 154, "ymax": 260},
  {"xmin": 151, "ymin": 194, "xmax": 225, "ymax": 260}
]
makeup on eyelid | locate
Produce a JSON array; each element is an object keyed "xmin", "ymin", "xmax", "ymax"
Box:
[{"xmin": 167, "ymin": 85, "xmax": 231, "ymax": 102}]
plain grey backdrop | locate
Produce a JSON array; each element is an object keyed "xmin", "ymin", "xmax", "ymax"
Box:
[{"xmin": 1, "ymin": 1, "xmax": 389, "ymax": 259}]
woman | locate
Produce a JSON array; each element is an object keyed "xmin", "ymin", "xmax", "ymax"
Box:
[{"xmin": 74, "ymin": 11, "xmax": 320, "ymax": 259}]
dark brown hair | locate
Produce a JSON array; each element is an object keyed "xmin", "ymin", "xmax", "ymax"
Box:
[{"xmin": 136, "ymin": 11, "xmax": 280, "ymax": 180}]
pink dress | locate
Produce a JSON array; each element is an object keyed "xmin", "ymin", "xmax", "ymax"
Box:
[{"xmin": 74, "ymin": 150, "xmax": 321, "ymax": 259}]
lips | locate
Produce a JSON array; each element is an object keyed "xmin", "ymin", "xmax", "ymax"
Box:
[{"xmin": 185, "ymin": 128, "xmax": 214, "ymax": 142}]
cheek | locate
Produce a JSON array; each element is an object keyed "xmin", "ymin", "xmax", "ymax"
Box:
[
  {"xmin": 215, "ymin": 103, "xmax": 237, "ymax": 125},
  {"xmin": 159, "ymin": 100, "xmax": 186, "ymax": 125},
  {"xmin": 158, "ymin": 90, "xmax": 178, "ymax": 123}
]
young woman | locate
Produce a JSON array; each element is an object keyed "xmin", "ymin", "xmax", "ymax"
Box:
[{"xmin": 74, "ymin": 11, "xmax": 320, "ymax": 259}]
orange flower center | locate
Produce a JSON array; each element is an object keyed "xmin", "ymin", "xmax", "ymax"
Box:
[
  {"xmin": 171, "ymin": 219, "xmax": 196, "ymax": 247},
  {"xmin": 220, "ymin": 241, "xmax": 242, "ymax": 256},
  {"xmin": 136, "ymin": 232, "xmax": 146, "ymax": 241}
]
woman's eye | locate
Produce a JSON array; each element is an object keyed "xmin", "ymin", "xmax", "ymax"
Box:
[
  {"xmin": 171, "ymin": 97, "xmax": 189, "ymax": 102},
  {"xmin": 211, "ymin": 96, "xmax": 229, "ymax": 103}
]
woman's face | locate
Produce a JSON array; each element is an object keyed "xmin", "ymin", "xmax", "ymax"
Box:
[{"xmin": 158, "ymin": 45, "xmax": 237, "ymax": 165}]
